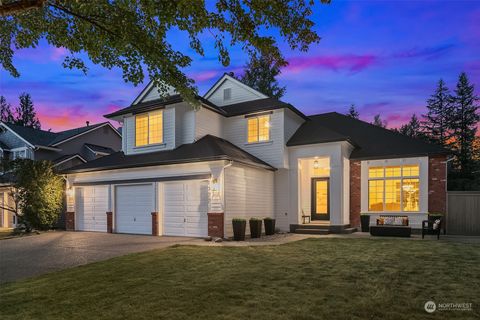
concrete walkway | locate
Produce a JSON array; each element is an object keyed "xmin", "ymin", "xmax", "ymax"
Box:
[{"xmin": 0, "ymin": 231, "xmax": 200, "ymax": 284}]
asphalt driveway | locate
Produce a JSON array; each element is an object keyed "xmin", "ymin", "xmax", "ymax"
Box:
[{"xmin": 0, "ymin": 231, "xmax": 199, "ymax": 284}]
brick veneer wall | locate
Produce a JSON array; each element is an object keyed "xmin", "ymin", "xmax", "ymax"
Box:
[
  {"xmin": 106, "ymin": 212, "xmax": 113, "ymax": 233},
  {"xmin": 65, "ymin": 212, "xmax": 75, "ymax": 231},
  {"xmin": 208, "ymin": 212, "xmax": 224, "ymax": 238},
  {"xmin": 151, "ymin": 212, "xmax": 159, "ymax": 236},
  {"xmin": 350, "ymin": 160, "xmax": 361, "ymax": 228},
  {"xmin": 428, "ymin": 155, "xmax": 447, "ymax": 214}
]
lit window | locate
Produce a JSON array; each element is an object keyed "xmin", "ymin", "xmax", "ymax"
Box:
[
  {"xmin": 247, "ymin": 115, "xmax": 270, "ymax": 143},
  {"xmin": 367, "ymin": 164, "xmax": 420, "ymax": 212},
  {"xmin": 402, "ymin": 179, "xmax": 420, "ymax": 211},
  {"xmin": 403, "ymin": 164, "xmax": 420, "ymax": 177},
  {"xmin": 135, "ymin": 110, "xmax": 163, "ymax": 147},
  {"xmin": 368, "ymin": 167, "xmax": 384, "ymax": 178},
  {"xmin": 368, "ymin": 180, "xmax": 384, "ymax": 211}
]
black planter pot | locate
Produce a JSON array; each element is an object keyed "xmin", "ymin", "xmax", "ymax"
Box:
[
  {"xmin": 232, "ymin": 220, "xmax": 246, "ymax": 241},
  {"xmin": 264, "ymin": 218, "xmax": 276, "ymax": 235},
  {"xmin": 249, "ymin": 219, "xmax": 263, "ymax": 238},
  {"xmin": 360, "ymin": 215, "xmax": 370, "ymax": 232}
]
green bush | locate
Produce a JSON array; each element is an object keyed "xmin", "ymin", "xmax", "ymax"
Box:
[
  {"xmin": 13, "ymin": 160, "xmax": 64, "ymax": 231},
  {"xmin": 249, "ymin": 217, "xmax": 261, "ymax": 221}
]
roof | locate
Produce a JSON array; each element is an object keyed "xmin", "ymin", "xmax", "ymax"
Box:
[
  {"xmin": 219, "ymin": 98, "xmax": 307, "ymax": 119},
  {"xmin": 63, "ymin": 135, "xmax": 276, "ymax": 174},
  {"xmin": 104, "ymin": 94, "xmax": 225, "ymax": 119},
  {"xmin": 1, "ymin": 122, "xmax": 118, "ymax": 148},
  {"xmin": 53, "ymin": 154, "xmax": 87, "ymax": 166},
  {"xmin": 85, "ymin": 143, "xmax": 115, "ymax": 155},
  {"xmin": 287, "ymin": 112, "xmax": 449, "ymax": 160}
]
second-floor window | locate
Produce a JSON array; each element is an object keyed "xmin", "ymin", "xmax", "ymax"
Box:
[
  {"xmin": 11, "ymin": 148, "xmax": 31, "ymax": 160},
  {"xmin": 135, "ymin": 110, "xmax": 163, "ymax": 147},
  {"xmin": 247, "ymin": 114, "xmax": 270, "ymax": 143}
]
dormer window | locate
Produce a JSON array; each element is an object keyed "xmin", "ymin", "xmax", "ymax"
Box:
[
  {"xmin": 223, "ymin": 88, "xmax": 231, "ymax": 101},
  {"xmin": 135, "ymin": 110, "xmax": 163, "ymax": 147},
  {"xmin": 247, "ymin": 114, "xmax": 270, "ymax": 143}
]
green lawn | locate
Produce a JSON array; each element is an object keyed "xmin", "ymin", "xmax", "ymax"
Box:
[{"xmin": 1, "ymin": 238, "xmax": 479, "ymax": 320}]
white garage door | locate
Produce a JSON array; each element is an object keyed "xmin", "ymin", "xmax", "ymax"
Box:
[
  {"xmin": 164, "ymin": 180, "xmax": 208, "ymax": 237},
  {"xmin": 115, "ymin": 184, "xmax": 154, "ymax": 235},
  {"xmin": 76, "ymin": 186, "xmax": 109, "ymax": 232}
]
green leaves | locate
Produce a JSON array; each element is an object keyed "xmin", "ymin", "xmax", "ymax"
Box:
[{"xmin": 0, "ymin": 0, "xmax": 326, "ymax": 101}]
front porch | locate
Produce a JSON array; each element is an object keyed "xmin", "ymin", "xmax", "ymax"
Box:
[{"xmin": 287, "ymin": 151, "xmax": 356, "ymax": 234}]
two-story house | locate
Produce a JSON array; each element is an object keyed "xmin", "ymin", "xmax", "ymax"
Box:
[
  {"xmin": 0, "ymin": 121, "xmax": 121, "ymax": 228},
  {"xmin": 63, "ymin": 74, "xmax": 448, "ymax": 237}
]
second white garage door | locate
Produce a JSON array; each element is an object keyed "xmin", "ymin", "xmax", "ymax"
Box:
[
  {"xmin": 115, "ymin": 184, "xmax": 154, "ymax": 235},
  {"xmin": 164, "ymin": 180, "xmax": 208, "ymax": 237}
]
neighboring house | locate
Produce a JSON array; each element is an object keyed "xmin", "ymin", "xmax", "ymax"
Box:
[
  {"xmin": 0, "ymin": 122, "xmax": 121, "ymax": 228},
  {"xmin": 63, "ymin": 74, "xmax": 448, "ymax": 237}
]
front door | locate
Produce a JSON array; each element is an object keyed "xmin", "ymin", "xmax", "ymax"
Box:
[{"xmin": 311, "ymin": 178, "xmax": 329, "ymax": 220}]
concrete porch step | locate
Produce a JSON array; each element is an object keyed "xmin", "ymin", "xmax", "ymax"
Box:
[
  {"xmin": 294, "ymin": 228, "xmax": 330, "ymax": 235},
  {"xmin": 340, "ymin": 227, "xmax": 357, "ymax": 234}
]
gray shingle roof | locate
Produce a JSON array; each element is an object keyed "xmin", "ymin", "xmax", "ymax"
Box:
[
  {"xmin": 84, "ymin": 143, "xmax": 115, "ymax": 154},
  {"xmin": 219, "ymin": 98, "xmax": 307, "ymax": 119},
  {"xmin": 62, "ymin": 135, "xmax": 276, "ymax": 174},
  {"xmin": 287, "ymin": 112, "xmax": 449, "ymax": 160},
  {"xmin": 2, "ymin": 122, "xmax": 112, "ymax": 147}
]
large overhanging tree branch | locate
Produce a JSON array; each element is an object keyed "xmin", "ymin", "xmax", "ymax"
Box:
[{"xmin": 0, "ymin": 0, "xmax": 330, "ymax": 102}]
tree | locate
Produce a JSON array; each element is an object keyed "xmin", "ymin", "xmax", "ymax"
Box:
[
  {"xmin": 399, "ymin": 114, "xmax": 423, "ymax": 138},
  {"xmin": 0, "ymin": 159, "xmax": 64, "ymax": 231},
  {"xmin": 0, "ymin": 95, "xmax": 14, "ymax": 123},
  {"xmin": 240, "ymin": 52, "xmax": 287, "ymax": 99},
  {"xmin": 372, "ymin": 114, "xmax": 387, "ymax": 128},
  {"xmin": 15, "ymin": 93, "xmax": 41, "ymax": 128},
  {"xmin": 449, "ymin": 72, "xmax": 480, "ymax": 173},
  {"xmin": 422, "ymin": 79, "xmax": 452, "ymax": 146},
  {"xmin": 0, "ymin": 1, "xmax": 330, "ymax": 102},
  {"xmin": 346, "ymin": 104, "xmax": 359, "ymax": 119}
]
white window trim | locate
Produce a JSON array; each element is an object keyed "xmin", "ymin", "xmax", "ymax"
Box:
[
  {"xmin": 360, "ymin": 157, "xmax": 428, "ymax": 214},
  {"xmin": 246, "ymin": 114, "xmax": 271, "ymax": 144},
  {"xmin": 134, "ymin": 110, "xmax": 164, "ymax": 147},
  {"xmin": 11, "ymin": 147, "xmax": 33, "ymax": 160}
]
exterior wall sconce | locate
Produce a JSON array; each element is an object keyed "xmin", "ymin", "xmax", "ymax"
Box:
[{"xmin": 313, "ymin": 160, "xmax": 319, "ymax": 169}]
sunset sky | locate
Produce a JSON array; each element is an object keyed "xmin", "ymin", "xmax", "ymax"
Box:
[{"xmin": 0, "ymin": 0, "xmax": 479, "ymax": 131}]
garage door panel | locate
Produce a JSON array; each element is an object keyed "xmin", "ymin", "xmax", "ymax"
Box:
[
  {"xmin": 75, "ymin": 186, "xmax": 108, "ymax": 232},
  {"xmin": 164, "ymin": 180, "xmax": 208, "ymax": 237},
  {"xmin": 115, "ymin": 184, "xmax": 153, "ymax": 235}
]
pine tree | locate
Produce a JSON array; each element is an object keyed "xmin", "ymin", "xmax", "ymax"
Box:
[
  {"xmin": 346, "ymin": 104, "xmax": 359, "ymax": 119},
  {"xmin": 372, "ymin": 114, "xmax": 387, "ymax": 128},
  {"xmin": 422, "ymin": 79, "xmax": 452, "ymax": 146},
  {"xmin": 0, "ymin": 96, "xmax": 14, "ymax": 123},
  {"xmin": 450, "ymin": 72, "xmax": 480, "ymax": 174},
  {"xmin": 15, "ymin": 93, "xmax": 41, "ymax": 129},
  {"xmin": 240, "ymin": 52, "xmax": 287, "ymax": 99},
  {"xmin": 399, "ymin": 114, "xmax": 423, "ymax": 138}
]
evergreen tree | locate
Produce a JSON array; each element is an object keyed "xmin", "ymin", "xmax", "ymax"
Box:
[
  {"xmin": 240, "ymin": 52, "xmax": 287, "ymax": 99},
  {"xmin": 422, "ymin": 79, "xmax": 452, "ymax": 146},
  {"xmin": 372, "ymin": 114, "xmax": 387, "ymax": 128},
  {"xmin": 399, "ymin": 114, "xmax": 423, "ymax": 138},
  {"xmin": 346, "ymin": 104, "xmax": 359, "ymax": 119},
  {"xmin": 0, "ymin": 96, "xmax": 14, "ymax": 123},
  {"xmin": 450, "ymin": 72, "xmax": 480, "ymax": 174},
  {"xmin": 15, "ymin": 93, "xmax": 41, "ymax": 129}
]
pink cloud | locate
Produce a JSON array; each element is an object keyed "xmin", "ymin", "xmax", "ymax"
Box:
[
  {"xmin": 285, "ymin": 54, "xmax": 379, "ymax": 74},
  {"xmin": 190, "ymin": 70, "xmax": 219, "ymax": 82},
  {"xmin": 51, "ymin": 47, "xmax": 68, "ymax": 61}
]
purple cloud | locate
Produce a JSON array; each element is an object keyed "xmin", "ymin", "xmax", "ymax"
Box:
[{"xmin": 285, "ymin": 54, "xmax": 379, "ymax": 74}]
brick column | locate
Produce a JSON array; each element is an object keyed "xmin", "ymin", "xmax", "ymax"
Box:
[
  {"xmin": 428, "ymin": 155, "xmax": 447, "ymax": 214},
  {"xmin": 208, "ymin": 212, "xmax": 224, "ymax": 238},
  {"xmin": 350, "ymin": 160, "xmax": 361, "ymax": 228},
  {"xmin": 106, "ymin": 212, "xmax": 113, "ymax": 233},
  {"xmin": 151, "ymin": 212, "xmax": 159, "ymax": 236},
  {"xmin": 65, "ymin": 211, "xmax": 75, "ymax": 231}
]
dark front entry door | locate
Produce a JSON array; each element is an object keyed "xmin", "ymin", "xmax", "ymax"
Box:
[{"xmin": 311, "ymin": 178, "xmax": 330, "ymax": 220}]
